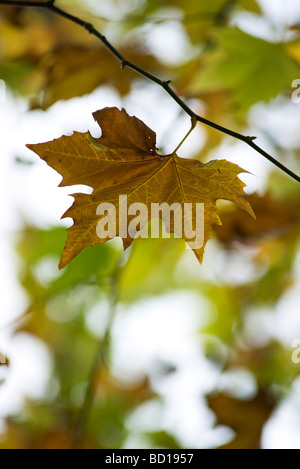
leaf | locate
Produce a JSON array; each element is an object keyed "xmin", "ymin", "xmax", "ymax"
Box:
[
  {"xmin": 30, "ymin": 45, "xmax": 161, "ymax": 109},
  {"xmin": 286, "ymin": 38, "xmax": 300, "ymax": 65},
  {"xmin": 227, "ymin": 342, "xmax": 300, "ymax": 389},
  {"xmin": 119, "ymin": 236, "xmax": 185, "ymax": 303},
  {"xmin": 27, "ymin": 107, "xmax": 254, "ymax": 269},
  {"xmin": 17, "ymin": 226, "xmax": 120, "ymax": 298},
  {"xmin": 141, "ymin": 0, "xmax": 261, "ymax": 43},
  {"xmin": 208, "ymin": 390, "xmax": 274, "ymax": 449},
  {"xmin": 214, "ymin": 192, "xmax": 300, "ymax": 246},
  {"xmin": 189, "ymin": 28, "xmax": 300, "ymax": 112},
  {"xmin": 201, "ymin": 285, "xmax": 241, "ymax": 342},
  {"xmin": 0, "ymin": 9, "xmax": 161, "ymax": 107}
]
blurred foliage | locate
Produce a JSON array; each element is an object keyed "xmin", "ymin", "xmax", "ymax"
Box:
[
  {"xmin": 207, "ymin": 390, "xmax": 274, "ymax": 449},
  {"xmin": 0, "ymin": 0, "xmax": 300, "ymax": 450},
  {"xmin": 187, "ymin": 27, "xmax": 299, "ymax": 113}
]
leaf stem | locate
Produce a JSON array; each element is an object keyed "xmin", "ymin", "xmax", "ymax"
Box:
[
  {"xmin": 173, "ymin": 116, "xmax": 197, "ymax": 154},
  {"xmin": 0, "ymin": 0, "xmax": 299, "ymax": 183}
]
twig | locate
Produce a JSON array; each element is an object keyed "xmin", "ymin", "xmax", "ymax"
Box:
[
  {"xmin": 72, "ymin": 258, "xmax": 122, "ymax": 449},
  {"xmin": 0, "ymin": 0, "xmax": 299, "ymax": 183}
]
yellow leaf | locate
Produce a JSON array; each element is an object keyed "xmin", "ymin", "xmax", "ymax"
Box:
[
  {"xmin": 286, "ymin": 39, "xmax": 300, "ymax": 65},
  {"xmin": 27, "ymin": 107, "xmax": 254, "ymax": 268}
]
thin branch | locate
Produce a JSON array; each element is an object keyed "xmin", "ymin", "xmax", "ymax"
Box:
[
  {"xmin": 0, "ymin": 0, "xmax": 299, "ymax": 183},
  {"xmin": 72, "ymin": 258, "xmax": 122, "ymax": 449}
]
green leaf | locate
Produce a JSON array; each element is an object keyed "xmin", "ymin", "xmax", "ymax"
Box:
[{"xmin": 190, "ymin": 28, "xmax": 300, "ymax": 112}]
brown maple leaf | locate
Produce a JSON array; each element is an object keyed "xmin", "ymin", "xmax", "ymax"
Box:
[{"xmin": 27, "ymin": 107, "xmax": 254, "ymax": 269}]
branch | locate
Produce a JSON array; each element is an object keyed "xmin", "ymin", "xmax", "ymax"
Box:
[
  {"xmin": 1, "ymin": 0, "xmax": 299, "ymax": 183},
  {"xmin": 72, "ymin": 258, "xmax": 122, "ymax": 449}
]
